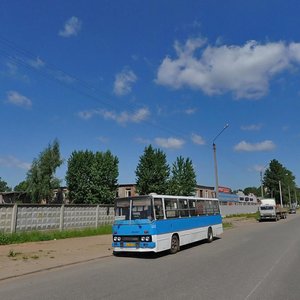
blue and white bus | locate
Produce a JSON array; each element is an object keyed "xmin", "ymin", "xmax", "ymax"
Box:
[{"xmin": 112, "ymin": 194, "xmax": 223, "ymax": 254}]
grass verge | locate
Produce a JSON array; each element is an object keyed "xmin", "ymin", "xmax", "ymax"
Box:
[
  {"xmin": 222, "ymin": 222, "xmax": 233, "ymax": 229},
  {"xmin": 0, "ymin": 225, "xmax": 112, "ymax": 245},
  {"xmin": 223, "ymin": 212, "xmax": 259, "ymax": 220}
]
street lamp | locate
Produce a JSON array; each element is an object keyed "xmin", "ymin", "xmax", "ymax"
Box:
[{"xmin": 213, "ymin": 124, "xmax": 229, "ymax": 199}]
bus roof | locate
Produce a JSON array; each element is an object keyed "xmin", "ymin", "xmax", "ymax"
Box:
[{"xmin": 115, "ymin": 194, "xmax": 218, "ymax": 201}]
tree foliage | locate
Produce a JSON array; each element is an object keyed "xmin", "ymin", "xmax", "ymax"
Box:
[
  {"xmin": 0, "ymin": 177, "xmax": 11, "ymax": 192},
  {"xmin": 168, "ymin": 156, "xmax": 197, "ymax": 196},
  {"xmin": 26, "ymin": 139, "xmax": 63, "ymax": 203},
  {"xmin": 243, "ymin": 186, "xmax": 259, "ymax": 196},
  {"xmin": 263, "ymin": 159, "xmax": 296, "ymax": 205},
  {"xmin": 66, "ymin": 150, "xmax": 119, "ymax": 204},
  {"xmin": 14, "ymin": 181, "xmax": 29, "ymax": 192},
  {"xmin": 135, "ymin": 145, "xmax": 170, "ymax": 195}
]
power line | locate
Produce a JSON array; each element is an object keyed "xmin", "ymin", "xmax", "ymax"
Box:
[{"xmin": 0, "ymin": 35, "xmax": 194, "ymax": 142}]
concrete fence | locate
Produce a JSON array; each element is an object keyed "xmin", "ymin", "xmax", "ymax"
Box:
[
  {"xmin": 0, "ymin": 204, "xmax": 115, "ymax": 233},
  {"xmin": 220, "ymin": 203, "xmax": 259, "ymax": 217},
  {"xmin": 0, "ymin": 203, "xmax": 260, "ymax": 234}
]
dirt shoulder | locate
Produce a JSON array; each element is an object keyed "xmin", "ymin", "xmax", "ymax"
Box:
[
  {"xmin": 0, "ymin": 217, "xmax": 257, "ymax": 281},
  {"xmin": 223, "ymin": 216, "xmax": 258, "ymax": 228},
  {"xmin": 0, "ymin": 235, "xmax": 113, "ymax": 281}
]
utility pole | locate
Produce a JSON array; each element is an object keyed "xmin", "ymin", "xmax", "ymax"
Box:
[
  {"xmin": 260, "ymin": 170, "xmax": 264, "ymax": 198},
  {"xmin": 212, "ymin": 124, "xmax": 229, "ymax": 199},
  {"xmin": 279, "ymin": 180, "xmax": 283, "ymax": 207}
]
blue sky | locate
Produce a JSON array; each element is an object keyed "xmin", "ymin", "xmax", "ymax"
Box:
[{"xmin": 1, "ymin": 0, "xmax": 300, "ymax": 191}]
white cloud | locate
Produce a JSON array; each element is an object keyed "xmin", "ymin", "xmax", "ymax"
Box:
[
  {"xmin": 96, "ymin": 136, "xmax": 109, "ymax": 143},
  {"xmin": 135, "ymin": 137, "xmax": 151, "ymax": 145},
  {"xmin": 113, "ymin": 68, "xmax": 137, "ymax": 96},
  {"xmin": 54, "ymin": 71, "xmax": 75, "ymax": 84},
  {"xmin": 155, "ymin": 137, "xmax": 185, "ymax": 149},
  {"xmin": 78, "ymin": 107, "xmax": 150, "ymax": 124},
  {"xmin": 253, "ymin": 164, "xmax": 267, "ymax": 172},
  {"xmin": 185, "ymin": 108, "xmax": 197, "ymax": 115},
  {"xmin": 241, "ymin": 124, "xmax": 262, "ymax": 131},
  {"xmin": 78, "ymin": 110, "xmax": 96, "ymax": 120},
  {"xmin": 28, "ymin": 57, "xmax": 45, "ymax": 69},
  {"xmin": 0, "ymin": 155, "xmax": 31, "ymax": 170},
  {"xmin": 59, "ymin": 16, "xmax": 82, "ymax": 38},
  {"xmin": 6, "ymin": 61, "xmax": 18, "ymax": 75},
  {"xmin": 156, "ymin": 38, "xmax": 300, "ymax": 99},
  {"xmin": 234, "ymin": 140, "xmax": 276, "ymax": 152},
  {"xmin": 191, "ymin": 133, "xmax": 206, "ymax": 145},
  {"xmin": 5, "ymin": 91, "xmax": 32, "ymax": 108},
  {"xmin": 4, "ymin": 61, "xmax": 30, "ymax": 82}
]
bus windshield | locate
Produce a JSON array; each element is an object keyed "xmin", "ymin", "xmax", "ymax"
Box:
[{"xmin": 115, "ymin": 197, "xmax": 153, "ymax": 220}]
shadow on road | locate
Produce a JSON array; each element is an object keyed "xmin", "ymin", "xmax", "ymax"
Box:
[{"xmin": 113, "ymin": 237, "xmax": 222, "ymax": 259}]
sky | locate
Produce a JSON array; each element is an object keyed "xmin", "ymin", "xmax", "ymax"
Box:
[{"xmin": 1, "ymin": 0, "xmax": 300, "ymax": 191}]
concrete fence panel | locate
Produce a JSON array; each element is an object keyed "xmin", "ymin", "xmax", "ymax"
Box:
[
  {"xmin": 0, "ymin": 205, "xmax": 14, "ymax": 233},
  {"xmin": 98, "ymin": 206, "xmax": 115, "ymax": 226},
  {"xmin": 16, "ymin": 205, "xmax": 61, "ymax": 232},
  {"xmin": 63, "ymin": 205, "xmax": 97, "ymax": 230},
  {"xmin": 220, "ymin": 203, "xmax": 259, "ymax": 217}
]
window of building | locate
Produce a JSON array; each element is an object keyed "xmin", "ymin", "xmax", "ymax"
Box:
[{"xmin": 125, "ymin": 189, "xmax": 131, "ymax": 197}]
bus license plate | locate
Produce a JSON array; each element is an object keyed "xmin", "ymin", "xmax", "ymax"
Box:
[{"xmin": 126, "ymin": 243, "xmax": 136, "ymax": 247}]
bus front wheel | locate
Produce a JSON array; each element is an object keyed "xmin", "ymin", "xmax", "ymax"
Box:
[
  {"xmin": 207, "ymin": 227, "xmax": 213, "ymax": 243},
  {"xmin": 170, "ymin": 234, "xmax": 180, "ymax": 254}
]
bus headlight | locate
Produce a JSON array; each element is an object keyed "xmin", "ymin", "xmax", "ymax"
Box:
[
  {"xmin": 113, "ymin": 236, "xmax": 118, "ymax": 242},
  {"xmin": 117, "ymin": 237, "xmax": 121, "ymax": 242},
  {"xmin": 140, "ymin": 236, "xmax": 151, "ymax": 242}
]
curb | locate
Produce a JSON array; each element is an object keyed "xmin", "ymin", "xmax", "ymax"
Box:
[{"xmin": 0, "ymin": 253, "xmax": 113, "ymax": 282}]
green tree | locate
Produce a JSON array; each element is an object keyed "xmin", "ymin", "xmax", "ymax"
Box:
[
  {"xmin": 243, "ymin": 186, "xmax": 259, "ymax": 196},
  {"xmin": 0, "ymin": 177, "xmax": 11, "ymax": 192},
  {"xmin": 14, "ymin": 180, "xmax": 29, "ymax": 192},
  {"xmin": 263, "ymin": 159, "xmax": 296, "ymax": 205},
  {"xmin": 66, "ymin": 150, "xmax": 119, "ymax": 204},
  {"xmin": 91, "ymin": 151, "xmax": 119, "ymax": 204},
  {"xmin": 135, "ymin": 145, "xmax": 170, "ymax": 195},
  {"xmin": 168, "ymin": 156, "xmax": 197, "ymax": 196},
  {"xmin": 26, "ymin": 139, "xmax": 63, "ymax": 203}
]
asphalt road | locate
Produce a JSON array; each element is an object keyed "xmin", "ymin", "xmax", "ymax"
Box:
[{"xmin": 1, "ymin": 214, "xmax": 300, "ymax": 300}]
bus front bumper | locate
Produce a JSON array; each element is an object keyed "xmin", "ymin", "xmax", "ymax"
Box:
[{"xmin": 112, "ymin": 241, "xmax": 156, "ymax": 251}]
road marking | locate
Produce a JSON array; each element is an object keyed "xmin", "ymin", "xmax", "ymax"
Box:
[{"xmin": 244, "ymin": 240, "xmax": 295, "ymax": 300}]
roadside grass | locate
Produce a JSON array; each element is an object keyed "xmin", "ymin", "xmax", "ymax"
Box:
[
  {"xmin": 222, "ymin": 212, "xmax": 259, "ymax": 230},
  {"xmin": 222, "ymin": 222, "xmax": 233, "ymax": 229},
  {"xmin": 0, "ymin": 225, "xmax": 112, "ymax": 245},
  {"xmin": 223, "ymin": 212, "xmax": 259, "ymax": 220}
]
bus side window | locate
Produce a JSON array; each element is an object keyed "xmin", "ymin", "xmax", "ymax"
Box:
[
  {"xmin": 154, "ymin": 198, "xmax": 164, "ymax": 220},
  {"xmin": 212, "ymin": 201, "xmax": 220, "ymax": 214},
  {"xmin": 164, "ymin": 198, "xmax": 179, "ymax": 218},
  {"xmin": 205, "ymin": 201, "xmax": 214, "ymax": 215},
  {"xmin": 189, "ymin": 200, "xmax": 196, "ymax": 216},
  {"xmin": 196, "ymin": 200, "xmax": 205, "ymax": 215},
  {"xmin": 178, "ymin": 199, "xmax": 189, "ymax": 217}
]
